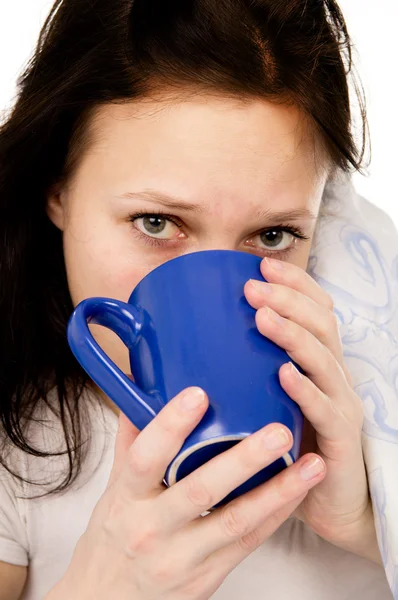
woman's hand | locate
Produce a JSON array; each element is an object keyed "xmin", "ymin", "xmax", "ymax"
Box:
[
  {"xmin": 244, "ymin": 256, "xmax": 381, "ymax": 564},
  {"xmin": 46, "ymin": 386, "xmax": 325, "ymax": 600}
]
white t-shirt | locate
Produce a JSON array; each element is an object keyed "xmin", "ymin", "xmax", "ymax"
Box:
[{"xmin": 0, "ymin": 390, "xmax": 393, "ymax": 600}]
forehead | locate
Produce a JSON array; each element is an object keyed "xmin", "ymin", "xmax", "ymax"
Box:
[{"xmin": 71, "ymin": 94, "xmax": 327, "ymax": 210}]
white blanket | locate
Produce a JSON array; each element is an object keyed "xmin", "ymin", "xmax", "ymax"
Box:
[{"xmin": 309, "ymin": 173, "xmax": 398, "ymax": 597}]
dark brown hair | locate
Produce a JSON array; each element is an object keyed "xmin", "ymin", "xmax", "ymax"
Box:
[{"xmin": 0, "ymin": 0, "xmax": 368, "ymax": 498}]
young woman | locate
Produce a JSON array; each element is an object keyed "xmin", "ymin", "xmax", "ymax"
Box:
[{"xmin": 0, "ymin": 0, "xmax": 394, "ymax": 598}]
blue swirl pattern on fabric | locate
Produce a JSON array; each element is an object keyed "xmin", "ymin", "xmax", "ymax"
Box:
[{"xmin": 309, "ymin": 174, "xmax": 398, "ymax": 597}]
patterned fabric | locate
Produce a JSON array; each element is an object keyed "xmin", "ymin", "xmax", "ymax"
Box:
[{"xmin": 309, "ymin": 173, "xmax": 398, "ymax": 597}]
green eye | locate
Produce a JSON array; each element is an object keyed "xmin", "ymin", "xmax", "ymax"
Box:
[
  {"xmin": 132, "ymin": 213, "xmax": 182, "ymax": 240},
  {"xmin": 142, "ymin": 216, "xmax": 167, "ymax": 235},
  {"xmin": 257, "ymin": 229, "xmax": 294, "ymax": 251}
]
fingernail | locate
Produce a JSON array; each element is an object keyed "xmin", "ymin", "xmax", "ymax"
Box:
[
  {"xmin": 180, "ymin": 387, "xmax": 206, "ymax": 411},
  {"xmin": 289, "ymin": 362, "xmax": 302, "ymax": 380},
  {"xmin": 300, "ymin": 456, "xmax": 325, "ymax": 481},
  {"xmin": 264, "ymin": 257, "xmax": 284, "ymax": 271},
  {"xmin": 249, "ymin": 279, "xmax": 272, "ymax": 294},
  {"xmin": 264, "ymin": 426, "xmax": 291, "ymax": 450}
]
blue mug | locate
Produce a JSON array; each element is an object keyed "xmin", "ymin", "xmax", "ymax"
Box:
[{"xmin": 67, "ymin": 250, "xmax": 303, "ymax": 508}]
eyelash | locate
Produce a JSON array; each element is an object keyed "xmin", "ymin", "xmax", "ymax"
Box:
[{"xmin": 128, "ymin": 210, "xmax": 310, "ymax": 256}]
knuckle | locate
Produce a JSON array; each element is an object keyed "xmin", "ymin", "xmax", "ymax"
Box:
[
  {"xmin": 325, "ymin": 294, "xmax": 335, "ymax": 311},
  {"xmin": 236, "ymin": 527, "xmax": 262, "ymax": 552},
  {"xmin": 153, "ymin": 414, "xmax": 182, "ymax": 449},
  {"xmin": 220, "ymin": 504, "xmax": 251, "ymax": 539},
  {"xmin": 101, "ymin": 495, "xmax": 127, "ymax": 537},
  {"xmin": 330, "ymin": 310, "xmax": 339, "ymax": 327},
  {"xmin": 151, "ymin": 558, "xmax": 178, "ymax": 586},
  {"xmin": 128, "ymin": 442, "xmax": 152, "ymax": 475},
  {"xmin": 125, "ymin": 525, "xmax": 159, "ymax": 557},
  {"xmin": 242, "ymin": 438, "xmax": 267, "ymax": 471},
  {"xmin": 271, "ymin": 473, "xmax": 294, "ymax": 507},
  {"xmin": 317, "ymin": 311, "xmax": 338, "ymax": 341},
  {"xmin": 158, "ymin": 414, "xmax": 179, "ymax": 437},
  {"xmin": 184, "ymin": 470, "xmax": 215, "ymax": 509},
  {"xmin": 180, "ymin": 571, "xmax": 210, "ymax": 599}
]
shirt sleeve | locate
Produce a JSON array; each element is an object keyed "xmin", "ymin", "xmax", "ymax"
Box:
[{"xmin": 0, "ymin": 462, "xmax": 29, "ymax": 566}]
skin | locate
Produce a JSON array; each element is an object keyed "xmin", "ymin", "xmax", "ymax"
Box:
[
  {"xmin": 46, "ymin": 92, "xmax": 382, "ymax": 580},
  {"xmin": 48, "ymin": 93, "xmax": 326, "ymax": 377}
]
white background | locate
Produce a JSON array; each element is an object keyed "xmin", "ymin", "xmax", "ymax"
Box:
[{"xmin": 1, "ymin": 0, "xmax": 397, "ymax": 225}]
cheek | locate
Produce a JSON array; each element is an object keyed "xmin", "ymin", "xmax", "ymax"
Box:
[
  {"xmin": 61, "ymin": 213, "xmax": 152, "ymax": 372},
  {"xmin": 62, "ymin": 217, "xmax": 148, "ymax": 306}
]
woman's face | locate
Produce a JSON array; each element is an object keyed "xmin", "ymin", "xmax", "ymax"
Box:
[{"xmin": 48, "ymin": 93, "xmax": 329, "ymax": 375}]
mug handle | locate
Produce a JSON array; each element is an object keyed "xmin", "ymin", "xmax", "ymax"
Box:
[{"xmin": 67, "ymin": 297, "xmax": 162, "ymax": 430}]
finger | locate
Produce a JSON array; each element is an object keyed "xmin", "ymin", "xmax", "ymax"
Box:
[
  {"xmin": 259, "ymin": 257, "xmax": 334, "ymax": 311},
  {"xmin": 255, "ymin": 305, "xmax": 350, "ymax": 399},
  {"xmin": 195, "ymin": 492, "xmax": 308, "ymax": 600},
  {"xmin": 244, "ymin": 279, "xmax": 344, "ymax": 364},
  {"xmin": 279, "ymin": 361, "xmax": 363, "ymax": 447},
  {"xmin": 117, "ymin": 387, "xmax": 209, "ymax": 499},
  {"xmin": 207, "ymin": 493, "xmax": 307, "ymax": 582},
  {"xmin": 200, "ymin": 452, "xmax": 325, "ymax": 568},
  {"xmin": 155, "ymin": 422, "xmax": 294, "ymax": 533},
  {"xmin": 278, "ymin": 362, "xmax": 341, "ymax": 440},
  {"xmin": 107, "ymin": 410, "xmax": 140, "ymax": 489}
]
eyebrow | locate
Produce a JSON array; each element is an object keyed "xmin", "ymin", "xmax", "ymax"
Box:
[{"xmin": 117, "ymin": 189, "xmax": 318, "ymax": 222}]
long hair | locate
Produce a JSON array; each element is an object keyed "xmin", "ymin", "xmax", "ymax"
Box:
[{"xmin": 0, "ymin": 0, "xmax": 368, "ymax": 498}]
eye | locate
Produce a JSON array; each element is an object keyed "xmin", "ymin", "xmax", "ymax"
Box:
[
  {"xmin": 133, "ymin": 214, "xmax": 181, "ymax": 240},
  {"xmin": 252, "ymin": 228, "xmax": 295, "ymax": 252}
]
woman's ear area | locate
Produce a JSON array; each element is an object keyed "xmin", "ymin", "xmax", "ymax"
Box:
[{"xmin": 46, "ymin": 185, "xmax": 67, "ymax": 231}]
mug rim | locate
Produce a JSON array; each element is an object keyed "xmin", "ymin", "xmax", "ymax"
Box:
[
  {"xmin": 165, "ymin": 433, "xmax": 294, "ymax": 487},
  {"xmin": 129, "ymin": 249, "xmax": 262, "ymax": 300}
]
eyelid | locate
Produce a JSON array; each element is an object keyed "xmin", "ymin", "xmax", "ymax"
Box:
[
  {"xmin": 128, "ymin": 210, "xmax": 310, "ymax": 255},
  {"xmin": 256, "ymin": 224, "xmax": 310, "ymax": 240},
  {"xmin": 129, "ymin": 211, "xmax": 309, "ymax": 237},
  {"xmin": 130, "ymin": 211, "xmax": 183, "ymax": 228}
]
